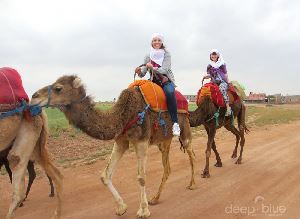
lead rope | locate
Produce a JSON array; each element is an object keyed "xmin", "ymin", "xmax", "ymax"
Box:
[
  {"xmin": 206, "ymin": 107, "xmax": 221, "ymax": 127},
  {"xmin": 158, "ymin": 110, "xmax": 167, "ymax": 136}
]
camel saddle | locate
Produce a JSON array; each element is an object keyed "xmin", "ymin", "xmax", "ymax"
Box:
[
  {"xmin": 0, "ymin": 67, "xmax": 29, "ymax": 112},
  {"xmin": 197, "ymin": 82, "xmax": 240, "ymax": 107},
  {"xmin": 128, "ymin": 80, "xmax": 188, "ymax": 113}
]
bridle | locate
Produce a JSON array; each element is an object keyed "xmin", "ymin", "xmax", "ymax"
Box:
[{"xmin": 42, "ymin": 85, "xmax": 87, "ymax": 108}]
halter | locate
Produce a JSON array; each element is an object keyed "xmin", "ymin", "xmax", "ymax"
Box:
[
  {"xmin": 46, "ymin": 85, "xmax": 52, "ymax": 107},
  {"xmin": 43, "ymin": 85, "xmax": 87, "ymax": 108}
]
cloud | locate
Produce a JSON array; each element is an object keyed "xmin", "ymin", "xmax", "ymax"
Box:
[{"xmin": 0, "ymin": 0, "xmax": 299, "ymax": 100}]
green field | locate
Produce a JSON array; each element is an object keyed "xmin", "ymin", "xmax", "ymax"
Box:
[{"xmin": 45, "ymin": 103, "xmax": 300, "ymax": 136}]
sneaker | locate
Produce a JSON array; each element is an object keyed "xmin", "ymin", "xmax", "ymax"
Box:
[
  {"xmin": 172, "ymin": 123, "xmax": 181, "ymax": 136},
  {"xmin": 225, "ymin": 107, "xmax": 232, "ymax": 117}
]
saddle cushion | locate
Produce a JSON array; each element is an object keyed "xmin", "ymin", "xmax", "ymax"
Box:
[
  {"xmin": 197, "ymin": 82, "xmax": 240, "ymax": 107},
  {"xmin": 128, "ymin": 80, "xmax": 188, "ymax": 113},
  {"xmin": 0, "ymin": 67, "xmax": 29, "ymax": 111}
]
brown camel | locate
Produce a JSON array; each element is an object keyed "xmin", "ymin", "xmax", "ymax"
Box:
[
  {"xmin": 0, "ymin": 111, "xmax": 63, "ymax": 219},
  {"xmin": 189, "ymin": 94, "xmax": 249, "ymax": 178},
  {"xmin": 31, "ymin": 75, "xmax": 196, "ymax": 218}
]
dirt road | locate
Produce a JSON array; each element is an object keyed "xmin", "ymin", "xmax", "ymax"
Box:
[{"xmin": 1, "ymin": 121, "xmax": 300, "ymax": 219}]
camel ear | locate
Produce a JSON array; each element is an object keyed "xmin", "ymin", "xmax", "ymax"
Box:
[{"xmin": 73, "ymin": 77, "xmax": 82, "ymax": 88}]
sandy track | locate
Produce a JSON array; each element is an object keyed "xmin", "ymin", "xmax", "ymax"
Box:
[{"xmin": 1, "ymin": 121, "xmax": 300, "ymax": 219}]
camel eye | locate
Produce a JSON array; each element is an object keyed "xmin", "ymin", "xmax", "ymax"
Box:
[{"xmin": 54, "ymin": 86, "xmax": 63, "ymax": 92}]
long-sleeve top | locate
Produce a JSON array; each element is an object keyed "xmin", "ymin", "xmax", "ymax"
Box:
[
  {"xmin": 207, "ymin": 64, "xmax": 228, "ymax": 83},
  {"xmin": 139, "ymin": 50, "xmax": 176, "ymax": 85}
]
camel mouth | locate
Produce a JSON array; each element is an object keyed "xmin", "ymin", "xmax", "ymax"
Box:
[{"xmin": 30, "ymin": 99, "xmax": 48, "ymax": 107}]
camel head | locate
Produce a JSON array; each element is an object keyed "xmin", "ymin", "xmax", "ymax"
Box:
[{"xmin": 31, "ymin": 75, "xmax": 86, "ymax": 107}]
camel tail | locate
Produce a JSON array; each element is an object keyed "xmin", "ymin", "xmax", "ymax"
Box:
[
  {"xmin": 38, "ymin": 110, "xmax": 63, "ymax": 179},
  {"xmin": 238, "ymin": 103, "xmax": 250, "ymax": 134},
  {"xmin": 37, "ymin": 110, "xmax": 63, "ymax": 218}
]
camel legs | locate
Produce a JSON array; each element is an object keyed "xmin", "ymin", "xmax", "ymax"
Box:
[
  {"xmin": 134, "ymin": 141, "xmax": 150, "ymax": 218},
  {"xmin": 202, "ymin": 125, "xmax": 216, "ymax": 178},
  {"xmin": 183, "ymin": 137, "xmax": 196, "ymax": 190},
  {"xmin": 38, "ymin": 160, "xmax": 63, "ymax": 219},
  {"xmin": 25, "ymin": 161, "xmax": 36, "ymax": 199},
  {"xmin": 4, "ymin": 158, "xmax": 13, "ymax": 183},
  {"xmin": 224, "ymin": 123, "xmax": 241, "ymax": 159},
  {"xmin": 47, "ymin": 174, "xmax": 55, "ymax": 197},
  {"xmin": 148, "ymin": 139, "xmax": 171, "ymax": 205},
  {"xmin": 205, "ymin": 126, "xmax": 222, "ymax": 168},
  {"xmin": 101, "ymin": 139, "xmax": 129, "ymax": 216},
  {"xmin": 25, "ymin": 161, "xmax": 55, "ymax": 200},
  {"xmin": 6, "ymin": 122, "xmax": 39, "ymax": 219},
  {"xmin": 236, "ymin": 124, "xmax": 245, "ymax": 164},
  {"xmin": 212, "ymin": 140, "xmax": 222, "ymax": 167}
]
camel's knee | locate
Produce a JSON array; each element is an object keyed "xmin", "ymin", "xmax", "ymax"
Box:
[
  {"xmin": 7, "ymin": 154, "xmax": 20, "ymax": 170},
  {"xmin": 137, "ymin": 176, "xmax": 145, "ymax": 187},
  {"xmin": 205, "ymin": 150, "xmax": 211, "ymax": 158},
  {"xmin": 100, "ymin": 171, "xmax": 110, "ymax": 186}
]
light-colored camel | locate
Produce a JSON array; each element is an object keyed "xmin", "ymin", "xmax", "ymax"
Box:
[
  {"xmin": 31, "ymin": 75, "xmax": 196, "ymax": 218},
  {"xmin": 0, "ymin": 111, "xmax": 63, "ymax": 219}
]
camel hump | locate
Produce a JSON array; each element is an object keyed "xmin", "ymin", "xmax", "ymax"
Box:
[
  {"xmin": 0, "ymin": 67, "xmax": 29, "ymax": 110},
  {"xmin": 128, "ymin": 80, "xmax": 188, "ymax": 113}
]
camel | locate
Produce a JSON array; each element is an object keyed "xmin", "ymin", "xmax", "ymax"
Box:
[
  {"xmin": 0, "ymin": 146, "xmax": 55, "ymax": 206},
  {"xmin": 189, "ymin": 94, "xmax": 249, "ymax": 178},
  {"xmin": 31, "ymin": 75, "xmax": 196, "ymax": 218},
  {"xmin": 0, "ymin": 111, "xmax": 63, "ymax": 219}
]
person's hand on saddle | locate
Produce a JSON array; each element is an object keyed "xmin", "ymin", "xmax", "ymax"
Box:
[
  {"xmin": 146, "ymin": 62, "xmax": 153, "ymax": 70},
  {"xmin": 135, "ymin": 67, "xmax": 142, "ymax": 76},
  {"xmin": 202, "ymin": 75, "xmax": 211, "ymax": 84},
  {"xmin": 161, "ymin": 75, "xmax": 169, "ymax": 84}
]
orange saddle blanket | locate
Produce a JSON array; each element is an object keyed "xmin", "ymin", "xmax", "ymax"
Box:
[
  {"xmin": 197, "ymin": 82, "xmax": 240, "ymax": 107},
  {"xmin": 128, "ymin": 80, "xmax": 188, "ymax": 113}
]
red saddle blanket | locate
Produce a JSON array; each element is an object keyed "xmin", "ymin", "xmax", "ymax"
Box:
[
  {"xmin": 128, "ymin": 80, "xmax": 188, "ymax": 113},
  {"xmin": 0, "ymin": 67, "xmax": 29, "ymax": 111},
  {"xmin": 197, "ymin": 82, "xmax": 239, "ymax": 107}
]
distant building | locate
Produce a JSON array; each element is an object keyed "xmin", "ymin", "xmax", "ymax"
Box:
[
  {"xmin": 245, "ymin": 92, "xmax": 267, "ymax": 103},
  {"xmin": 265, "ymin": 94, "xmax": 300, "ymax": 104},
  {"xmin": 283, "ymin": 95, "xmax": 300, "ymax": 104}
]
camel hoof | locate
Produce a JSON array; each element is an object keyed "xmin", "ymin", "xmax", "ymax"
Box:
[
  {"xmin": 186, "ymin": 184, "xmax": 197, "ymax": 190},
  {"xmin": 214, "ymin": 162, "xmax": 223, "ymax": 167},
  {"xmin": 235, "ymin": 159, "xmax": 242, "ymax": 164},
  {"xmin": 137, "ymin": 207, "xmax": 151, "ymax": 218},
  {"xmin": 115, "ymin": 203, "xmax": 127, "ymax": 216},
  {"xmin": 49, "ymin": 193, "xmax": 55, "ymax": 198},
  {"xmin": 51, "ymin": 210, "xmax": 59, "ymax": 219},
  {"xmin": 201, "ymin": 171, "xmax": 210, "ymax": 178},
  {"xmin": 231, "ymin": 153, "xmax": 237, "ymax": 159},
  {"xmin": 148, "ymin": 197, "xmax": 159, "ymax": 205}
]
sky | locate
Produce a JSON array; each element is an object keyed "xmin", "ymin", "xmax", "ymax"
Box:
[{"xmin": 0, "ymin": 0, "xmax": 299, "ymax": 100}]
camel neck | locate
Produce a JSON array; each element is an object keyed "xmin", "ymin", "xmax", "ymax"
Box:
[
  {"xmin": 189, "ymin": 107, "xmax": 206, "ymax": 127},
  {"xmin": 63, "ymin": 97, "xmax": 126, "ymax": 140}
]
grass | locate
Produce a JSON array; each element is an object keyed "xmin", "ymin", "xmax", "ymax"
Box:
[
  {"xmin": 45, "ymin": 102, "xmax": 113, "ymax": 136},
  {"xmin": 45, "ymin": 102, "xmax": 300, "ymax": 136},
  {"xmin": 245, "ymin": 105, "xmax": 300, "ymax": 126}
]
